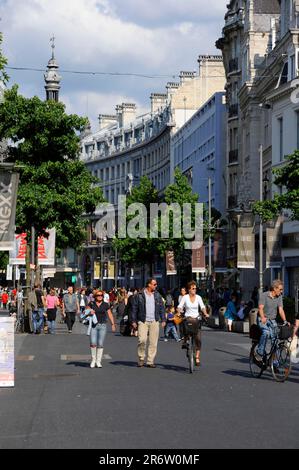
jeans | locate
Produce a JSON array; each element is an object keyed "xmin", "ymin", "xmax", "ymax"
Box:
[
  {"xmin": 32, "ymin": 308, "xmax": 44, "ymax": 333},
  {"xmin": 90, "ymin": 323, "xmax": 107, "ymax": 348},
  {"xmin": 65, "ymin": 311, "xmax": 76, "ymax": 331},
  {"xmin": 257, "ymin": 318, "xmax": 277, "ymax": 356},
  {"xmin": 48, "ymin": 320, "xmax": 56, "ymax": 334},
  {"xmin": 164, "ymin": 322, "xmax": 180, "ymax": 341}
]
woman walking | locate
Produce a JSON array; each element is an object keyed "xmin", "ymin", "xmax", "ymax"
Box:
[
  {"xmin": 45, "ymin": 288, "xmax": 59, "ymax": 334},
  {"xmin": 83, "ymin": 290, "xmax": 116, "ymax": 368}
]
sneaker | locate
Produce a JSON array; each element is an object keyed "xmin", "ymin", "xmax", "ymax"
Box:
[
  {"xmin": 68, "ymin": 330, "xmax": 72, "ymax": 333},
  {"xmin": 176, "ymin": 338, "xmax": 181, "ymax": 342},
  {"xmin": 147, "ymin": 364, "xmax": 156, "ymax": 368},
  {"xmin": 137, "ymin": 361, "xmax": 144, "ymax": 367},
  {"xmin": 164, "ymin": 338, "xmax": 168, "ymax": 342},
  {"xmin": 254, "ymin": 350, "xmax": 263, "ymax": 362}
]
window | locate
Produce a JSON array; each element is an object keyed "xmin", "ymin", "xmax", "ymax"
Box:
[
  {"xmin": 296, "ymin": 111, "xmax": 299, "ymax": 149},
  {"xmin": 278, "ymin": 117, "xmax": 283, "ymax": 161}
]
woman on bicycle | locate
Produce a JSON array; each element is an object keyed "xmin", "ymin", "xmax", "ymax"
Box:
[{"xmin": 177, "ymin": 281, "xmax": 209, "ymax": 366}]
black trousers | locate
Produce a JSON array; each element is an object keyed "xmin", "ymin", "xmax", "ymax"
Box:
[{"xmin": 66, "ymin": 311, "xmax": 76, "ymax": 331}]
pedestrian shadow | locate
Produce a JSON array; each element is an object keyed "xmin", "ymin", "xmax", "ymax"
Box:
[
  {"xmin": 221, "ymin": 369, "xmax": 272, "ymax": 381},
  {"xmin": 66, "ymin": 361, "xmax": 90, "ymax": 368},
  {"xmin": 110, "ymin": 360, "xmax": 187, "ymax": 373}
]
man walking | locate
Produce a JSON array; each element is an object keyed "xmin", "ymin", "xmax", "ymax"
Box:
[
  {"xmin": 131, "ymin": 278, "xmax": 166, "ymax": 368},
  {"xmin": 62, "ymin": 286, "xmax": 79, "ymax": 333}
]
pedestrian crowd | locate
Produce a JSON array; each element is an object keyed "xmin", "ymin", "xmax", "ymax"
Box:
[{"xmin": 3, "ymin": 278, "xmax": 298, "ymax": 371}]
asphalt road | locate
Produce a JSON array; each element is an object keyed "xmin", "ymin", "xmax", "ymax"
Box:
[{"xmin": 0, "ymin": 319, "xmax": 299, "ymax": 449}]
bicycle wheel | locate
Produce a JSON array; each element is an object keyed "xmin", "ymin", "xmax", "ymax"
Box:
[
  {"xmin": 271, "ymin": 343, "xmax": 291, "ymax": 382},
  {"xmin": 249, "ymin": 342, "xmax": 264, "ymax": 378},
  {"xmin": 188, "ymin": 337, "xmax": 195, "ymax": 374}
]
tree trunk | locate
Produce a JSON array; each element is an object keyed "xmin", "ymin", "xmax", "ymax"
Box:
[{"xmin": 25, "ymin": 240, "xmax": 31, "ymax": 333}]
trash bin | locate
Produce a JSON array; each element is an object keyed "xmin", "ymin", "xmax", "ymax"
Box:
[
  {"xmin": 249, "ymin": 308, "xmax": 258, "ymax": 328},
  {"xmin": 218, "ymin": 307, "xmax": 227, "ymax": 329}
]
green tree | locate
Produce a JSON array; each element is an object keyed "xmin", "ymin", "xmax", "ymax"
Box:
[
  {"xmin": 253, "ymin": 151, "xmax": 299, "ymax": 221},
  {"xmin": 113, "ymin": 176, "xmax": 159, "ymax": 274},
  {"xmin": 0, "ymin": 32, "xmax": 9, "ymax": 85},
  {"xmin": 0, "ymin": 85, "xmax": 104, "ymax": 286}
]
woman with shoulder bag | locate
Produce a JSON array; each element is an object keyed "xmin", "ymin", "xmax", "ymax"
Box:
[
  {"xmin": 177, "ymin": 281, "xmax": 209, "ymax": 366},
  {"xmin": 45, "ymin": 288, "xmax": 59, "ymax": 334},
  {"xmin": 83, "ymin": 290, "xmax": 116, "ymax": 368}
]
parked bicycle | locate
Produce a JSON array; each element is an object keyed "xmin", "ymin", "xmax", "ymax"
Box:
[{"xmin": 249, "ymin": 323, "xmax": 292, "ymax": 382}]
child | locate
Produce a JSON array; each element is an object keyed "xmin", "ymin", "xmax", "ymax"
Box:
[{"xmin": 164, "ymin": 306, "xmax": 181, "ymax": 342}]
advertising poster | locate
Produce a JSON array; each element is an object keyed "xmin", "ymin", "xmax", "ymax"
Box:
[
  {"xmin": 166, "ymin": 251, "xmax": 177, "ymax": 275},
  {"xmin": 237, "ymin": 214, "xmax": 255, "ymax": 269},
  {"xmin": 0, "ymin": 317, "xmax": 14, "ymax": 387},
  {"xmin": 0, "ymin": 172, "xmax": 19, "ymax": 251}
]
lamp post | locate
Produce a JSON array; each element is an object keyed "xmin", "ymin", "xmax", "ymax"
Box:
[
  {"xmin": 259, "ymin": 144, "xmax": 263, "ymax": 296},
  {"xmin": 208, "ymin": 176, "xmax": 212, "ymax": 278}
]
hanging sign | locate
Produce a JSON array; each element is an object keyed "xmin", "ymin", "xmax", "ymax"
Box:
[
  {"xmin": 0, "ymin": 172, "xmax": 19, "ymax": 251},
  {"xmin": 0, "ymin": 317, "xmax": 14, "ymax": 387},
  {"xmin": 166, "ymin": 251, "xmax": 177, "ymax": 275},
  {"xmin": 237, "ymin": 214, "xmax": 255, "ymax": 269}
]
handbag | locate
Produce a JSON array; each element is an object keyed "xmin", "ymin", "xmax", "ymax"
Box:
[
  {"xmin": 173, "ymin": 313, "xmax": 184, "ymax": 325},
  {"xmin": 290, "ymin": 337, "xmax": 299, "ymax": 363}
]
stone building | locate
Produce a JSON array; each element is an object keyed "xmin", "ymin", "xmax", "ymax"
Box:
[
  {"xmin": 217, "ymin": 0, "xmax": 299, "ymax": 298},
  {"xmin": 79, "ymin": 56, "xmax": 225, "ymax": 288}
]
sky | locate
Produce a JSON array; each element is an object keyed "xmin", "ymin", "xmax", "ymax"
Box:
[{"xmin": 0, "ymin": 0, "xmax": 228, "ymax": 131}]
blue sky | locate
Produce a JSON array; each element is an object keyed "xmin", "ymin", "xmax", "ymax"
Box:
[{"xmin": 0, "ymin": 0, "xmax": 228, "ymax": 130}]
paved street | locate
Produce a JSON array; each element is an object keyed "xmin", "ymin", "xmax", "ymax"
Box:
[{"xmin": 1, "ymin": 320, "xmax": 299, "ymax": 449}]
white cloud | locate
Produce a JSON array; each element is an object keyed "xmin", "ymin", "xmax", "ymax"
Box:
[{"xmin": 0, "ymin": 0, "xmax": 228, "ymax": 129}]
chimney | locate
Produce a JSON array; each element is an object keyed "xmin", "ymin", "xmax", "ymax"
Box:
[
  {"xmin": 150, "ymin": 93, "xmax": 167, "ymax": 114},
  {"xmin": 179, "ymin": 71, "xmax": 196, "ymax": 85},
  {"xmin": 116, "ymin": 103, "xmax": 137, "ymax": 128},
  {"xmin": 98, "ymin": 114, "xmax": 118, "ymax": 130},
  {"xmin": 166, "ymin": 82, "xmax": 180, "ymax": 102}
]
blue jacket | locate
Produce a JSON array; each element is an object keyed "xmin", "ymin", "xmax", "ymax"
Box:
[{"xmin": 131, "ymin": 290, "xmax": 166, "ymax": 324}]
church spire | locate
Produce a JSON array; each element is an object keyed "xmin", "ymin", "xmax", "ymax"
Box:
[{"xmin": 44, "ymin": 35, "xmax": 61, "ymax": 101}]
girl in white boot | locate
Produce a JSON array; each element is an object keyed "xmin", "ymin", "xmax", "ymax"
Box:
[{"xmin": 83, "ymin": 290, "xmax": 116, "ymax": 368}]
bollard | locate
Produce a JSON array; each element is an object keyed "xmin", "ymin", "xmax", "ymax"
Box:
[
  {"xmin": 249, "ymin": 308, "xmax": 258, "ymax": 328},
  {"xmin": 218, "ymin": 307, "xmax": 227, "ymax": 329}
]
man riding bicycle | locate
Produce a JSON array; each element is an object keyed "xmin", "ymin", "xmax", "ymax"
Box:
[
  {"xmin": 256, "ymin": 279, "xmax": 288, "ymax": 360},
  {"xmin": 177, "ymin": 281, "xmax": 209, "ymax": 366}
]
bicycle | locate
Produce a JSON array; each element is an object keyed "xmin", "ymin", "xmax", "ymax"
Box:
[
  {"xmin": 14, "ymin": 300, "xmax": 25, "ymax": 334},
  {"xmin": 249, "ymin": 322, "xmax": 292, "ymax": 382},
  {"xmin": 183, "ymin": 317, "xmax": 201, "ymax": 374}
]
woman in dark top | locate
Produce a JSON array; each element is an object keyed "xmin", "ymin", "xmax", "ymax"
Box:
[{"xmin": 85, "ymin": 290, "xmax": 116, "ymax": 368}]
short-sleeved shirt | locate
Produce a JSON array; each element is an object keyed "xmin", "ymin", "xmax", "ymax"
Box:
[
  {"xmin": 89, "ymin": 301, "xmax": 110, "ymax": 324},
  {"xmin": 178, "ymin": 294, "xmax": 205, "ymax": 319},
  {"xmin": 63, "ymin": 293, "xmax": 78, "ymax": 312},
  {"xmin": 46, "ymin": 295, "xmax": 58, "ymax": 309},
  {"xmin": 259, "ymin": 291, "xmax": 283, "ymax": 321}
]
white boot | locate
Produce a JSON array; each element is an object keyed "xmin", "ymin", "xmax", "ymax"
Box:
[
  {"xmin": 96, "ymin": 348, "xmax": 103, "ymax": 368},
  {"xmin": 90, "ymin": 348, "xmax": 97, "ymax": 368}
]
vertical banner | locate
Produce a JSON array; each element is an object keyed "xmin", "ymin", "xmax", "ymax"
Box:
[
  {"xmin": 237, "ymin": 214, "xmax": 255, "ymax": 269},
  {"xmin": 108, "ymin": 261, "xmax": 115, "ymax": 279},
  {"xmin": 0, "ymin": 172, "xmax": 19, "ymax": 251},
  {"xmin": 192, "ymin": 242, "xmax": 206, "ymax": 273},
  {"xmin": 6, "ymin": 264, "xmax": 12, "ymax": 281},
  {"xmin": 93, "ymin": 261, "xmax": 101, "ymax": 280},
  {"xmin": 103, "ymin": 261, "xmax": 108, "ymax": 279},
  {"xmin": 214, "ymin": 230, "xmax": 227, "ymax": 271},
  {"xmin": 38, "ymin": 228, "xmax": 56, "ymax": 265},
  {"xmin": 0, "ymin": 317, "xmax": 14, "ymax": 387},
  {"xmin": 9, "ymin": 233, "xmax": 27, "ymax": 265},
  {"xmin": 166, "ymin": 251, "xmax": 177, "ymax": 275},
  {"xmin": 266, "ymin": 217, "xmax": 283, "ymax": 268}
]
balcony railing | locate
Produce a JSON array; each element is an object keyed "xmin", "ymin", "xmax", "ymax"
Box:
[
  {"xmin": 228, "ymin": 195, "xmax": 238, "ymax": 209},
  {"xmin": 228, "ymin": 104, "xmax": 238, "ymax": 118},
  {"xmin": 229, "ymin": 58, "xmax": 239, "ymax": 73},
  {"xmin": 229, "ymin": 149, "xmax": 238, "ymax": 164}
]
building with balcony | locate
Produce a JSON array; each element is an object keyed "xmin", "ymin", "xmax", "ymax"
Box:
[
  {"xmin": 217, "ymin": 0, "xmax": 299, "ymax": 298},
  {"xmin": 79, "ymin": 56, "xmax": 226, "ymax": 288}
]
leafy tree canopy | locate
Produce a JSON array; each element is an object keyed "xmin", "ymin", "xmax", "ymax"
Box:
[
  {"xmin": 253, "ymin": 151, "xmax": 299, "ymax": 221},
  {"xmin": 0, "ymin": 86, "xmax": 104, "ymax": 249}
]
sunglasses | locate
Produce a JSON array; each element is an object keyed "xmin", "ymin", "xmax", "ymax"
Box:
[{"xmin": 96, "ymin": 294, "xmax": 103, "ymax": 297}]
